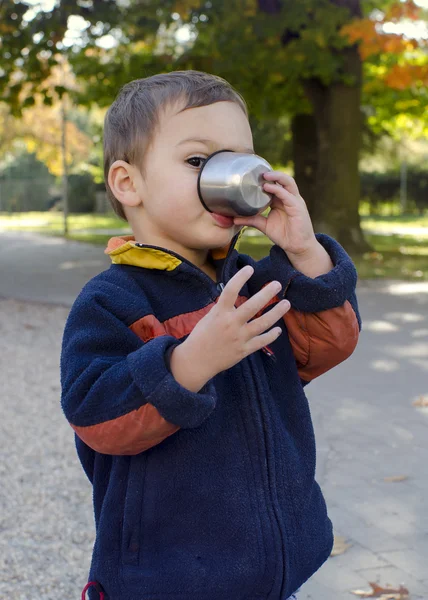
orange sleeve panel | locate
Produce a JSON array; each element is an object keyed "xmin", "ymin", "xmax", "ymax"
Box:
[
  {"xmin": 284, "ymin": 300, "xmax": 359, "ymax": 383},
  {"xmin": 71, "ymin": 402, "xmax": 180, "ymax": 455}
]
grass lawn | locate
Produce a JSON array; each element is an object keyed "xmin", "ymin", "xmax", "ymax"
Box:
[
  {"xmin": 1, "ymin": 211, "xmax": 427, "ymax": 281},
  {"xmin": 362, "ymin": 214, "xmax": 428, "ymax": 230},
  {"xmin": 239, "ymin": 229, "xmax": 428, "ymax": 281},
  {"xmin": 0, "ymin": 212, "xmax": 128, "ymax": 232}
]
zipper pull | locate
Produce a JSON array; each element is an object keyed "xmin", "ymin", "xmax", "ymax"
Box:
[
  {"xmin": 262, "ymin": 346, "xmax": 277, "ymax": 361},
  {"xmin": 82, "ymin": 582, "xmax": 105, "ymax": 600},
  {"xmin": 217, "ymin": 282, "xmax": 225, "ymax": 293}
]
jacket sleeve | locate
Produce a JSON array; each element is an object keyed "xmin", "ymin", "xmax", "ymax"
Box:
[
  {"xmin": 60, "ymin": 285, "xmax": 217, "ymax": 456},
  {"xmin": 283, "ymin": 301, "xmax": 360, "ymax": 384},
  {"xmin": 246, "ymin": 233, "xmax": 362, "ymax": 384}
]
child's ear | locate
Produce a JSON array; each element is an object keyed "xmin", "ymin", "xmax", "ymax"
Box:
[{"xmin": 108, "ymin": 160, "xmax": 143, "ymax": 208}]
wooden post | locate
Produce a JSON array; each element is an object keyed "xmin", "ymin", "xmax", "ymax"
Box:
[
  {"xmin": 400, "ymin": 160, "xmax": 407, "ymax": 215},
  {"xmin": 61, "ymin": 94, "xmax": 69, "ymax": 235}
]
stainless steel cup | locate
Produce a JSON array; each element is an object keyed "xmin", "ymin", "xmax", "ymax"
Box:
[{"xmin": 197, "ymin": 150, "xmax": 273, "ymax": 217}]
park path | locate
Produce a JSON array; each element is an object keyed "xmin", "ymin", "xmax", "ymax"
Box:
[
  {"xmin": 0, "ymin": 231, "xmax": 110, "ymax": 304},
  {"xmin": 1, "ymin": 230, "xmax": 427, "ymax": 599}
]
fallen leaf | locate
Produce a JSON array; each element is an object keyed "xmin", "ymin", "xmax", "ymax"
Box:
[
  {"xmin": 412, "ymin": 395, "xmax": 428, "ymax": 407},
  {"xmin": 330, "ymin": 535, "xmax": 352, "ymax": 556},
  {"xmin": 351, "ymin": 582, "xmax": 410, "ymax": 598},
  {"xmin": 383, "ymin": 475, "xmax": 408, "ymax": 483}
]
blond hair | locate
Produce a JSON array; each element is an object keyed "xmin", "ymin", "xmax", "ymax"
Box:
[{"xmin": 103, "ymin": 70, "xmax": 248, "ymax": 220}]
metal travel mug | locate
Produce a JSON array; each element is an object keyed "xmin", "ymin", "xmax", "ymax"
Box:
[{"xmin": 197, "ymin": 150, "xmax": 273, "ymax": 217}]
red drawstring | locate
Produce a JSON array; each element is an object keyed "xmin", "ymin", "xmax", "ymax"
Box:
[{"xmin": 81, "ymin": 581, "xmax": 105, "ymax": 600}]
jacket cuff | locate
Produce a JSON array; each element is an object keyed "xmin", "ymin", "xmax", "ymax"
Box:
[
  {"xmin": 127, "ymin": 335, "xmax": 217, "ymax": 429},
  {"xmin": 270, "ymin": 233, "xmax": 358, "ymax": 313}
]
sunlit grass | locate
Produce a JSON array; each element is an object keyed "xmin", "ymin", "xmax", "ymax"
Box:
[
  {"xmin": 362, "ymin": 215, "xmax": 428, "ymax": 230},
  {"xmin": 1, "ymin": 211, "xmax": 427, "ymax": 235},
  {"xmin": 1, "ymin": 211, "xmax": 427, "ymax": 280},
  {"xmin": 0, "ymin": 212, "xmax": 129, "ymax": 232},
  {"xmin": 241, "ymin": 228, "xmax": 428, "ymax": 282},
  {"xmin": 239, "ymin": 231, "xmax": 428, "ymax": 281}
]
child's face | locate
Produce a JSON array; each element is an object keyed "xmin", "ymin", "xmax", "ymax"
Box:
[{"xmin": 131, "ymin": 100, "xmax": 254, "ymax": 253}]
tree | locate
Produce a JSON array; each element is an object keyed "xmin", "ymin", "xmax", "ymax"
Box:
[
  {"xmin": 68, "ymin": 0, "xmax": 427, "ymax": 252},
  {"xmin": 1, "ymin": 0, "xmax": 427, "ymax": 251},
  {"xmin": 169, "ymin": 0, "xmax": 427, "ymax": 251},
  {"xmin": 0, "ymin": 97, "xmax": 93, "ymax": 177},
  {"xmin": 342, "ymin": 2, "xmax": 428, "ymax": 139},
  {"xmin": 0, "ymin": 0, "xmax": 118, "ymax": 113}
]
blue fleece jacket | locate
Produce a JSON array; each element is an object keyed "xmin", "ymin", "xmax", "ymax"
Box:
[{"xmin": 60, "ymin": 232, "xmax": 361, "ymax": 600}]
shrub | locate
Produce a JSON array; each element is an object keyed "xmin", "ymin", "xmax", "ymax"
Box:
[
  {"xmin": 361, "ymin": 169, "xmax": 428, "ymax": 215},
  {"xmin": 68, "ymin": 172, "xmax": 96, "ymax": 213}
]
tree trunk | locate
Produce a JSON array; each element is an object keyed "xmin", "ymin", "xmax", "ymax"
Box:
[
  {"xmin": 259, "ymin": 0, "xmax": 372, "ymax": 254},
  {"xmin": 291, "ymin": 114, "xmax": 318, "ymax": 216},
  {"xmin": 302, "ymin": 45, "xmax": 371, "ymax": 254}
]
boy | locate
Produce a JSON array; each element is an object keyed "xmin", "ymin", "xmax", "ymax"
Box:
[{"xmin": 60, "ymin": 70, "xmax": 361, "ymax": 600}]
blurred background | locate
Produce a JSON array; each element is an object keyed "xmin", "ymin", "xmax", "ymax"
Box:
[
  {"xmin": 1, "ymin": 2, "xmax": 428, "ymax": 600},
  {"xmin": 0, "ymin": 0, "xmax": 427, "ymax": 276}
]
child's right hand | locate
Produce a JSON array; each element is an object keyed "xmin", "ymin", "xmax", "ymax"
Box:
[{"xmin": 169, "ymin": 265, "xmax": 291, "ymax": 393}]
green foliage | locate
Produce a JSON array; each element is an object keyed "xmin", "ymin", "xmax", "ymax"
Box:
[
  {"xmin": 69, "ymin": 43, "xmax": 170, "ymax": 108},
  {"xmin": 2, "ymin": 0, "xmax": 427, "ymax": 129},
  {"xmin": 166, "ymin": 0, "xmax": 355, "ymax": 117},
  {"xmin": 361, "ymin": 168, "xmax": 428, "ymax": 214},
  {"xmin": 0, "ymin": 0, "xmax": 118, "ymax": 114},
  {"xmin": 68, "ymin": 172, "xmax": 96, "ymax": 213},
  {"xmin": 5, "ymin": 0, "xmax": 356, "ymax": 118},
  {"xmin": 0, "ymin": 151, "xmax": 55, "ymax": 211},
  {"xmin": 250, "ymin": 115, "xmax": 291, "ymax": 164}
]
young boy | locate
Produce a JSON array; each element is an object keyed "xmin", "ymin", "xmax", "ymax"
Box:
[{"xmin": 60, "ymin": 70, "xmax": 361, "ymax": 600}]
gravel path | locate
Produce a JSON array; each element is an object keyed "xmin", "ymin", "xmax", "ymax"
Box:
[{"xmin": 0, "ymin": 299, "xmax": 93, "ymax": 599}]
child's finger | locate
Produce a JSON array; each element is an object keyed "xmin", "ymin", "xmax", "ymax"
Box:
[
  {"xmin": 263, "ymin": 171, "xmax": 300, "ymax": 196},
  {"xmin": 217, "ymin": 265, "xmax": 254, "ymax": 309},
  {"xmin": 246, "ymin": 299, "xmax": 291, "ymax": 338},
  {"xmin": 245, "ymin": 326, "xmax": 283, "ymax": 356},
  {"xmin": 236, "ymin": 280, "xmax": 282, "ymax": 325},
  {"xmin": 233, "ymin": 214, "xmax": 267, "ymax": 233},
  {"xmin": 263, "ymin": 182, "xmax": 300, "ymax": 207}
]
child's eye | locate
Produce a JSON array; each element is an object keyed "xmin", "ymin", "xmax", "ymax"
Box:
[{"xmin": 186, "ymin": 156, "xmax": 206, "ymax": 169}]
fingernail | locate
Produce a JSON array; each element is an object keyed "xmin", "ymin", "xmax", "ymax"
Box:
[{"xmin": 272, "ymin": 281, "xmax": 282, "ymax": 291}]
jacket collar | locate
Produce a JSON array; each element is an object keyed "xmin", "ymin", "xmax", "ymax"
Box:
[{"xmin": 105, "ymin": 230, "xmax": 244, "ymax": 272}]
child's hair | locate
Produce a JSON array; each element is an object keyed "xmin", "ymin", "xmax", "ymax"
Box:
[{"xmin": 103, "ymin": 70, "xmax": 249, "ymax": 220}]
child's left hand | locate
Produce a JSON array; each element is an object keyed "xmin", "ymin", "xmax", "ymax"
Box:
[{"xmin": 233, "ymin": 171, "xmax": 318, "ymax": 258}]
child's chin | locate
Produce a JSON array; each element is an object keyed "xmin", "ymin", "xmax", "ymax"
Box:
[{"xmin": 213, "ymin": 227, "xmax": 239, "ymax": 247}]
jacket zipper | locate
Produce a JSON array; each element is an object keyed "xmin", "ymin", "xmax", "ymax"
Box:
[
  {"xmin": 134, "ymin": 242, "xmax": 223, "ymax": 300},
  {"xmin": 135, "ymin": 232, "xmax": 240, "ymax": 294},
  {"xmin": 217, "ymin": 232, "xmax": 240, "ymax": 290},
  {"xmin": 242, "ymin": 358, "xmax": 287, "ymax": 599}
]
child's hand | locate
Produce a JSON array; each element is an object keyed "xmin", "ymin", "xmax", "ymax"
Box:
[
  {"xmin": 169, "ymin": 265, "xmax": 291, "ymax": 392},
  {"xmin": 234, "ymin": 171, "xmax": 318, "ymax": 258}
]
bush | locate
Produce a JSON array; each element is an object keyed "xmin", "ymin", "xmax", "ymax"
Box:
[
  {"xmin": 361, "ymin": 169, "xmax": 428, "ymax": 215},
  {"xmin": 68, "ymin": 172, "xmax": 96, "ymax": 213},
  {"xmin": 0, "ymin": 152, "xmax": 55, "ymax": 212}
]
